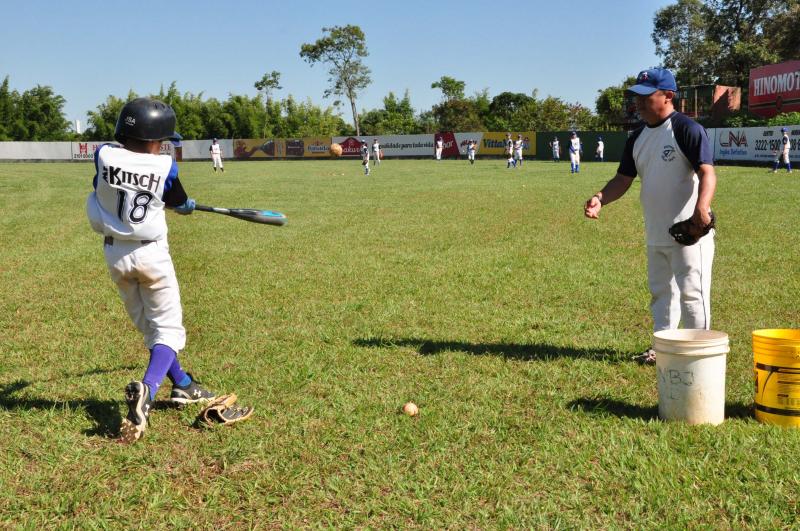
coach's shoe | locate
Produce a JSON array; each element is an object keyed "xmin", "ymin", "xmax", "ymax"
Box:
[
  {"xmin": 119, "ymin": 381, "xmax": 153, "ymax": 443},
  {"xmin": 632, "ymin": 348, "xmax": 657, "ymax": 365},
  {"xmin": 169, "ymin": 374, "xmax": 216, "ymax": 405}
]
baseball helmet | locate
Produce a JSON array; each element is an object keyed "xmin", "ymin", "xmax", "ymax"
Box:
[
  {"xmin": 781, "ymin": 127, "xmax": 788, "ymax": 132},
  {"xmin": 114, "ymin": 97, "xmax": 182, "ymax": 144}
]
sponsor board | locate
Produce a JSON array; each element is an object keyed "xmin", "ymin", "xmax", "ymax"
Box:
[
  {"xmin": 233, "ymin": 139, "xmax": 286, "ymax": 158},
  {"xmin": 180, "ymin": 139, "xmax": 233, "ymax": 161},
  {"xmin": 480, "ymin": 132, "xmax": 536, "ymax": 156},
  {"xmin": 333, "ymin": 135, "xmax": 438, "ymax": 157},
  {"xmin": 304, "ymin": 137, "xmax": 332, "ymax": 157},
  {"xmin": 749, "ymin": 61, "xmax": 800, "ymax": 118},
  {"xmin": 713, "ymin": 126, "xmax": 799, "ymax": 161}
]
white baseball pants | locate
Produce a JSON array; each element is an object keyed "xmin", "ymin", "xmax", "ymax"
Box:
[
  {"xmin": 646, "ymin": 233, "xmax": 714, "ymax": 332},
  {"xmin": 104, "ymin": 238, "xmax": 186, "ymax": 352},
  {"xmin": 212, "ymin": 154, "xmax": 223, "ymax": 169}
]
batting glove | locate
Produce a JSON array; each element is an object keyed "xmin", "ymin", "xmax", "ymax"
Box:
[{"xmin": 174, "ymin": 198, "xmax": 196, "ymax": 215}]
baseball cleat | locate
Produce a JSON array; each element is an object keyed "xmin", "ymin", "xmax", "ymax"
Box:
[
  {"xmin": 633, "ymin": 348, "xmax": 657, "ymax": 365},
  {"xmin": 169, "ymin": 374, "xmax": 216, "ymax": 405},
  {"xmin": 119, "ymin": 381, "xmax": 153, "ymax": 444}
]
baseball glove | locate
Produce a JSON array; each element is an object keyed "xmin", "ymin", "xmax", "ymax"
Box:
[
  {"xmin": 669, "ymin": 211, "xmax": 716, "ymax": 246},
  {"xmin": 196, "ymin": 393, "xmax": 254, "ymax": 426}
]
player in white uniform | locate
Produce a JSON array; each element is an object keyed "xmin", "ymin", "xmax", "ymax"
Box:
[
  {"xmin": 372, "ymin": 139, "xmax": 381, "ymax": 165},
  {"xmin": 505, "ymin": 133, "xmax": 514, "ymax": 168},
  {"xmin": 550, "ymin": 137, "xmax": 560, "ymax": 162},
  {"xmin": 361, "ymin": 140, "xmax": 370, "ymax": 175},
  {"xmin": 435, "ymin": 137, "xmax": 444, "ymax": 160},
  {"xmin": 513, "ymin": 134, "xmax": 524, "ymax": 167},
  {"xmin": 86, "ymin": 98, "xmax": 216, "ymax": 442},
  {"xmin": 772, "ymin": 127, "xmax": 792, "ymax": 173},
  {"xmin": 467, "ymin": 139, "xmax": 477, "ymax": 165},
  {"xmin": 209, "ymin": 138, "xmax": 224, "ymax": 172},
  {"xmin": 569, "ymin": 131, "xmax": 582, "ymax": 173},
  {"xmin": 584, "ymin": 67, "xmax": 717, "ymax": 365},
  {"xmin": 595, "ymin": 137, "xmax": 605, "ymax": 162}
]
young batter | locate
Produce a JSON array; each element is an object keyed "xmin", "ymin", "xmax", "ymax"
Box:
[
  {"xmin": 86, "ymin": 98, "xmax": 215, "ymax": 442},
  {"xmin": 584, "ymin": 67, "xmax": 717, "ymax": 365}
]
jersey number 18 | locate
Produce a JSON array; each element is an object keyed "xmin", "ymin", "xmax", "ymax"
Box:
[{"xmin": 116, "ymin": 190, "xmax": 153, "ymax": 224}]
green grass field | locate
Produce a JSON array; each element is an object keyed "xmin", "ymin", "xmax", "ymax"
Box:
[{"xmin": 1, "ymin": 158, "xmax": 799, "ymax": 528}]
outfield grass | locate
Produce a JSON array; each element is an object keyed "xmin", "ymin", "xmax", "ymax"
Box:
[{"xmin": 0, "ymin": 159, "xmax": 798, "ymax": 528}]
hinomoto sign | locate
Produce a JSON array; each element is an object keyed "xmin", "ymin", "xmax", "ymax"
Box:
[{"xmin": 749, "ymin": 60, "xmax": 800, "ymax": 117}]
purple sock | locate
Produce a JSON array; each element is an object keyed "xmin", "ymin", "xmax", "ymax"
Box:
[
  {"xmin": 143, "ymin": 344, "xmax": 177, "ymax": 400},
  {"xmin": 167, "ymin": 358, "xmax": 190, "ymax": 387}
]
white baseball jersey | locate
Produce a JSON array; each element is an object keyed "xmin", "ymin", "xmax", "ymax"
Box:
[
  {"xmin": 86, "ymin": 143, "xmax": 189, "ymax": 352},
  {"xmin": 782, "ymin": 133, "xmax": 791, "ymax": 155},
  {"xmin": 210, "ymin": 143, "xmax": 221, "ymax": 156},
  {"xmin": 569, "ymin": 137, "xmax": 581, "ymax": 154},
  {"xmin": 597, "ymin": 140, "xmax": 604, "ymax": 154},
  {"xmin": 551, "ymin": 140, "xmax": 560, "ymax": 155},
  {"xmin": 618, "ymin": 111, "xmax": 713, "ymax": 246},
  {"xmin": 87, "ymin": 144, "xmax": 185, "ymax": 242},
  {"xmin": 372, "ymin": 141, "xmax": 380, "ymax": 153}
]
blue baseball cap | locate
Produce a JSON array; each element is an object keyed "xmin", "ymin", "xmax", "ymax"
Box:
[
  {"xmin": 627, "ymin": 67, "xmax": 678, "ymax": 95},
  {"xmin": 781, "ymin": 127, "xmax": 788, "ymax": 132}
]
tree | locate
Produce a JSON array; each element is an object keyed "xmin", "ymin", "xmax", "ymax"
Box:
[
  {"xmin": 0, "ymin": 76, "xmax": 17, "ymax": 141},
  {"xmin": 763, "ymin": 3, "xmax": 800, "ymax": 61},
  {"xmin": 300, "ymin": 25, "xmax": 371, "ymax": 136},
  {"xmin": 15, "ymin": 85, "xmax": 71, "ymax": 140},
  {"xmin": 652, "ymin": 0, "xmax": 718, "ymax": 86},
  {"xmin": 486, "ymin": 91, "xmax": 534, "ymax": 131},
  {"xmin": 595, "ymin": 77, "xmax": 637, "ymax": 129},
  {"xmin": 431, "ymin": 76, "xmax": 466, "ymax": 102},
  {"xmin": 359, "ymin": 90, "xmax": 419, "ymax": 134},
  {"xmin": 254, "ymin": 71, "xmax": 283, "ymax": 137},
  {"xmin": 84, "ymin": 93, "xmax": 130, "ymax": 140}
]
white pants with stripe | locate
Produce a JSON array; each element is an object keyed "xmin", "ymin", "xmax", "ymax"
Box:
[
  {"xmin": 646, "ymin": 232, "xmax": 714, "ymax": 332},
  {"xmin": 104, "ymin": 238, "xmax": 186, "ymax": 352}
]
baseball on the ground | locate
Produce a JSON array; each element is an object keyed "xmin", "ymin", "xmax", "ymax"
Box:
[{"xmin": 402, "ymin": 402, "xmax": 419, "ymax": 416}]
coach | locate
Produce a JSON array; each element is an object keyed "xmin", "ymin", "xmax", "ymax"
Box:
[{"xmin": 583, "ymin": 67, "xmax": 718, "ymax": 365}]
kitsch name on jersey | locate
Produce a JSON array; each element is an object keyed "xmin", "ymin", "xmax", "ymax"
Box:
[{"xmin": 101, "ymin": 165, "xmax": 162, "ymax": 192}]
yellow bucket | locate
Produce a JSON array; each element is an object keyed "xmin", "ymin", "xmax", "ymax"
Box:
[{"xmin": 753, "ymin": 329, "xmax": 800, "ymax": 427}]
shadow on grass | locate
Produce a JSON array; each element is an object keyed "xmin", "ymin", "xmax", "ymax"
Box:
[
  {"xmin": 0, "ymin": 379, "xmax": 121, "ymax": 437},
  {"xmin": 569, "ymin": 397, "xmax": 755, "ymax": 421},
  {"xmin": 353, "ymin": 337, "xmax": 628, "ymax": 363}
]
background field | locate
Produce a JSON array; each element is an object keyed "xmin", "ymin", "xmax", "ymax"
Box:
[{"xmin": 0, "ymin": 159, "xmax": 798, "ymax": 528}]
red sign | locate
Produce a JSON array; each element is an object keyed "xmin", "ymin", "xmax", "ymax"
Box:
[
  {"xmin": 749, "ymin": 60, "xmax": 800, "ymax": 117},
  {"xmin": 338, "ymin": 137, "xmax": 366, "ymax": 157}
]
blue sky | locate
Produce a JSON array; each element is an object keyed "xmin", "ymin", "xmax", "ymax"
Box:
[{"xmin": 2, "ymin": 0, "xmax": 673, "ymax": 131}]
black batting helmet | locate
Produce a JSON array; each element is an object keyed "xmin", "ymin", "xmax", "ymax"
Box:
[{"xmin": 114, "ymin": 98, "xmax": 181, "ymax": 143}]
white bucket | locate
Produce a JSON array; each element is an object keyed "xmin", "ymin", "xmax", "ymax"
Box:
[{"xmin": 654, "ymin": 329, "xmax": 729, "ymax": 425}]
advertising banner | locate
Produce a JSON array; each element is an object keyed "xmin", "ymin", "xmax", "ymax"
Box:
[
  {"xmin": 70, "ymin": 141, "xmax": 174, "ymax": 160},
  {"xmin": 303, "ymin": 137, "xmax": 332, "ymax": 158},
  {"xmin": 180, "ymin": 139, "xmax": 233, "ymax": 161},
  {"xmin": 333, "ymin": 134, "xmax": 440, "ymax": 157},
  {"xmin": 233, "ymin": 139, "xmax": 286, "ymax": 159},
  {"xmin": 749, "ymin": 61, "xmax": 800, "ymax": 118},
  {"xmin": 0, "ymin": 142, "xmax": 71, "ymax": 160},
  {"xmin": 480, "ymin": 132, "xmax": 536, "ymax": 156},
  {"xmin": 713, "ymin": 126, "xmax": 799, "ymax": 161}
]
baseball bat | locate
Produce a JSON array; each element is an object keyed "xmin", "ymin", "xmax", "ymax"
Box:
[{"xmin": 194, "ymin": 204, "xmax": 287, "ymax": 226}]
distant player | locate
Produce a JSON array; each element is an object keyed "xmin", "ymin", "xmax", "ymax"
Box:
[
  {"xmin": 773, "ymin": 127, "xmax": 792, "ymax": 173},
  {"xmin": 435, "ymin": 136, "xmax": 443, "ymax": 160},
  {"xmin": 209, "ymin": 138, "xmax": 224, "ymax": 172},
  {"xmin": 595, "ymin": 136, "xmax": 605, "ymax": 162},
  {"xmin": 361, "ymin": 140, "xmax": 371, "ymax": 175},
  {"xmin": 550, "ymin": 136, "xmax": 560, "ymax": 162},
  {"xmin": 569, "ymin": 131, "xmax": 582, "ymax": 173},
  {"xmin": 467, "ymin": 139, "xmax": 477, "ymax": 165},
  {"xmin": 372, "ymin": 138, "xmax": 381, "ymax": 165},
  {"xmin": 505, "ymin": 133, "xmax": 514, "ymax": 168},
  {"xmin": 86, "ymin": 98, "xmax": 216, "ymax": 443},
  {"xmin": 513, "ymin": 134, "xmax": 524, "ymax": 167}
]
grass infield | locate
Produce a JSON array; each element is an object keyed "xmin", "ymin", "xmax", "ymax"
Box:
[{"xmin": 0, "ymin": 159, "xmax": 798, "ymax": 528}]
